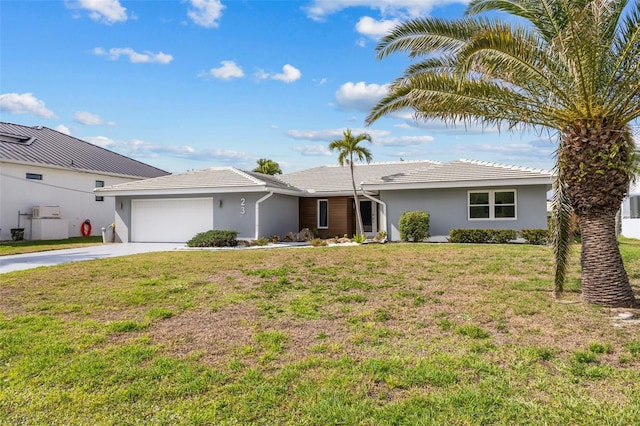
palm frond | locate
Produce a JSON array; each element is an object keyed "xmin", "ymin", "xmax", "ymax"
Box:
[
  {"xmin": 550, "ymin": 175, "xmax": 574, "ymax": 298},
  {"xmin": 375, "ymin": 17, "xmax": 491, "ymax": 59}
]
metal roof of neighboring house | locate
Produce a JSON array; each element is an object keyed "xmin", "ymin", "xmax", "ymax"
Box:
[
  {"xmin": 0, "ymin": 122, "xmax": 168, "ymax": 178},
  {"xmin": 278, "ymin": 160, "xmax": 441, "ymax": 193},
  {"xmin": 96, "ymin": 167, "xmax": 301, "ymax": 196},
  {"xmin": 361, "ymin": 159, "xmax": 554, "ymax": 189}
]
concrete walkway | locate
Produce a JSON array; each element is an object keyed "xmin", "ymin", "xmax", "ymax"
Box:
[{"xmin": 0, "ymin": 243, "xmax": 185, "ymax": 274}]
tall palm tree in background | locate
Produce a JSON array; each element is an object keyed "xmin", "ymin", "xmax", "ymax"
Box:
[
  {"xmin": 367, "ymin": 0, "xmax": 640, "ymax": 307},
  {"xmin": 253, "ymin": 158, "xmax": 282, "ymax": 175},
  {"xmin": 329, "ymin": 129, "xmax": 373, "ymax": 238}
]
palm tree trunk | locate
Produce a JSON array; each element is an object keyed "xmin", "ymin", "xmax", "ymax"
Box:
[
  {"xmin": 351, "ymin": 162, "xmax": 365, "ymax": 237},
  {"xmin": 580, "ymin": 212, "xmax": 636, "ymax": 307}
]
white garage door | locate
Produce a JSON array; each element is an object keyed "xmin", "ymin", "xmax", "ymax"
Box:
[{"xmin": 132, "ymin": 198, "xmax": 214, "ymax": 242}]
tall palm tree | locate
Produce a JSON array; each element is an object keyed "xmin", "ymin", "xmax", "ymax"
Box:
[
  {"xmin": 329, "ymin": 129, "xmax": 373, "ymax": 238},
  {"xmin": 253, "ymin": 158, "xmax": 282, "ymax": 175},
  {"xmin": 366, "ymin": 0, "xmax": 640, "ymax": 307}
]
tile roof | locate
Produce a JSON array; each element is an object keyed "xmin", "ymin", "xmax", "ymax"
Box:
[
  {"xmin": 97, "ymin": 167, "xmax": 300, "ymax": 194},
  {"xmin": 278, "ymin": 160, "xmax": 441, "ymax": 193},
  {"xmin": 0, "ymin": 122, "xmax": 168, "ymax": 178},
  {"xmin": 362, "ymin": 159, "xmax": 553, "ymax": 187},
  {"xmin": 96, "ymin": 159, "xmax": 552, "ymax": 196}
]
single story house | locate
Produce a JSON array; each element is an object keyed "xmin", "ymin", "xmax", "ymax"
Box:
[
  {"xmin": 0, "ymin": 122, "xmax": 168, "ymax": 240},
  {"xmin": 96, "ymin": 159, "xmax": 553, "ymax": 243}
]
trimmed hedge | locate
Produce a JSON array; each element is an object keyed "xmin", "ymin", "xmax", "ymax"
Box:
[
  {"xmin": 398, "ymin": 211, "xmax": 430, "ymax": 242},
  {"xmin": 449, "ymin": 229, "xmax": 517, "ymax": 244},
  {"xmin": 187, "ymin": 230, "xmax": 239, "ymax": 247},
  {"xmin": 519, "ymin": 229, "xmax": 548, "ymax": 245}
]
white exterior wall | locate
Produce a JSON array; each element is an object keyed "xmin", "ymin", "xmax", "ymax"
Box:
[
  {"xmin": 621, "ymin": 180, "xmax": 640, "ymax": 239},
  {"xmin": 0, "ymin": 162, "xmax": 143, "ymax": 240}
]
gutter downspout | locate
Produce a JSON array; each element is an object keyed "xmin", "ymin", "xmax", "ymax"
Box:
[
  {"xmin": 361, "ymin": 190, "xmax": 387, "ymax": 236},
  {"xmin": 255, "ymin": 192, "xmax": 274, "ymax": 240}
]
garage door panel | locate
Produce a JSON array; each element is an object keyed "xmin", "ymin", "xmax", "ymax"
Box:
[{"xmin": 132, "ymin": 198, "xmax": 213, "ymax": 242}]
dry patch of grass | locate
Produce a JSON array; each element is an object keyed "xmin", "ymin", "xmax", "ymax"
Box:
[{"xmin": 1, "ymin": 242, "xmax": 640, "ymax": 424}]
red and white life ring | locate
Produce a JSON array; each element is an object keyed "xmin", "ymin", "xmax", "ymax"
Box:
[{"xmin": 81, "ymin": 219, "xmax": 92, "ymax": 237}]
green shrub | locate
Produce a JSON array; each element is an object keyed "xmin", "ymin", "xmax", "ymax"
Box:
[
  {"xmin": 310, "ymin": 238, "xmax": 327, "ymax": 247},
  {"xmin": 252, "ymin": 237, "xmax": 269, "ymax": 246},
  {"xmin": 398, "ymin": 211, "xmax": 430, "ymax": 242},
  {"xmin": 519, "ymin": 229, "xmax": 548, "ymax": 245},
  {"xmin": 449, "ymin": 229, "xmax": 516, "ymax": 244},
  {"xmin": 352, "ymin": 234, "xmax": 367, "ymax": 244},
  {"xmin": 186, "ymin": 230, "xmax": 239, "ymax": 247}
]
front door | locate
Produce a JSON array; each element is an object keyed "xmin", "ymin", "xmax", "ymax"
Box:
[{"xmin": 359, "ymin": 200, "xmax": 377, "ymax": 236}]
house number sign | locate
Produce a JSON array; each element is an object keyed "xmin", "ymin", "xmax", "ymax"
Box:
[{"xmin": 240, "ymin": 198, "xmax": 246, "ymax": 215}]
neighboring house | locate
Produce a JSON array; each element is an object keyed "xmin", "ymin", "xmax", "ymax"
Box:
[
  {"xmin": 96, "ymin": 159, "xmax": 553, "ymax": 243},
  {"xmin": 621, "ymin": 180, "xmax": 640, "ymax": 238},
  {"xmin": 0, "ymin": 122, "xmax": 168, "ymax": 241}
]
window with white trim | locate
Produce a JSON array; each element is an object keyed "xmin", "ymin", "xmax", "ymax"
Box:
[
  {"xmin": 468, "ymin": 190, "xmax": 516, "ymax": 220},
  {"xmin": 95, "ymin": 180, "xmax": 104, "ymax": 202},
  {"xmin": 630, "ymin": 196, "xmax": 640, "ymax": 218},
  {"xmin": 317, "ymin": 199, "xmax": 328, "ymax": 229}
]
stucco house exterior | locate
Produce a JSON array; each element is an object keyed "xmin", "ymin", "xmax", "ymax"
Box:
[
  {"xmin": 621, "ymin": 180, "xmax": 640, "ymax": 239},
  {"xmin": 96, "ymin": 159, "xmax": 553, "ymax": 243},
  {"xmin": 0, "ymin": 122, "xmax": 168, "ymax": 241}
]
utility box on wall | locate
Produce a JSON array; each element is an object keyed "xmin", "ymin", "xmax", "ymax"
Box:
[
  {"xmin": 32, "ymin": 206, "xmax": 61, "ymax": 219},
  {"xmin": 31, "ymin": 206, "xmax": 68, "ymax": 240}
]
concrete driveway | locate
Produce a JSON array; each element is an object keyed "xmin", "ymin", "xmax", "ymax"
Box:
[{"xmin": 0, "ymin": 243, "xmax": 185, "ymax": 274}]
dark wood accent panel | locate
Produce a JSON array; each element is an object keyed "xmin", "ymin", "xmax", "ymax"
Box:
[{"xmin": 299, "ymin": 197, "xmax": 355, "ymax": 238}]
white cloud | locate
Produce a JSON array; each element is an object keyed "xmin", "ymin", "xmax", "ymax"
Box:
[
  {"xmin": 304, "ymin": 0, "xmax": 468, "ymax": 21},
  {"xmin": 93, "ymin": 47, "xmax": 173, "ymax": 64},
  {"xmin": 254, "ymin": 69, "xmax": 270, "ymax": 80},
  {"xmin": 202, "ymin": 61, "xmax": 245, "ymax": 79},
  {"xmin": 74, "ymin": 111, "xmax": 114, "ymax": 126},
  {"xmin": 356, "ymin": 16, "xmax": 399, "ymax": 39},
  {"xmin": 286, "ymin": 127, "xmax": 390, "ymax": 142},
  {"xmin": 272, "ymin": 64, "xmax": 302, "ymax": 83},
  {"xmin": 66, "ymin": 0, "xmax": 127, "ymax": 24},
  {"xmin": 293, "ymin": 144, "xmax": 333, "ymax": 157},
  {"xmin": 375, "ymin": 135, "xmax": 434, "ymax": 146},
  {"xmin": 85, "ymin": 136, "xmax": 252, "ymax": 162},
  {"xmin": 257, "ymin": 65, "xmax": 302, "ymax": 83},
  {"xmin": 335, "ymin": 81, "xmax": 389, "ymax": 111},
  {"xmin": 54, "ymin": 124, "xmax": 71, "ymax": 135},
  {"xmin": 0, "ymin": 93, "xmax": 55, "ymax": 118},
  {"xmin": 187, "ymin": 0, "xmax": 225, "ymax": 28}
]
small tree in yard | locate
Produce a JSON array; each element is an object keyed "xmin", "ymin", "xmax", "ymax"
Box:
[
  {"xmin": 329, "ymin": 129, "xmax": 373, "ymax": 238},
  {"xmin": 399, "ymin": 211, "xmax": 430, "ymax": 242}
]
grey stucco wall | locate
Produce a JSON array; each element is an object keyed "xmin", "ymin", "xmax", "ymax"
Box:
[
  {"xmin": 380, "ymin": 185, "xmax": 549, "ymax": 241},
  {"xmin": 258, "ymin": 193, "xmax": 299, "ymax": 239},
  {"xmin": 114, "ymin": 193, "xmax": 259, "ymax": 241},
  {"xmin": 114, "ymin": 197, "xmax": 132, "ymax": 243},
  {"xmin": 114, "ymin": 192, "xmax": 296, "ymax": 242}
]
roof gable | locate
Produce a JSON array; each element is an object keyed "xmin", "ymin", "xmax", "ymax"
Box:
[
  {"xmin": 97, "ymin": 167, "xmax": 300, "ymax": 195},
  {"xmin": 0, "ymin": 122, "xmax": 168, "ymax": 178},
  {"xmin": 278, "ymin": 160, "xmax": 441, "ymax": 193}
]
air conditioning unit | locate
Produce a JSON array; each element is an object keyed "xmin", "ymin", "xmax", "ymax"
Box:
[{"xmin": 32, "ymin": 206, "xmax": 61, "ymax": 219}]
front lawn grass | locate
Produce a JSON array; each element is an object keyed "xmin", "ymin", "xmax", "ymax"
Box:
[
  {"xmin": 0, "ymin": 236, "xmax": 103, "ymax": 256},
  {"xmin": 1, "ymin": 241, "xmax": 640, "ymax": 424}
]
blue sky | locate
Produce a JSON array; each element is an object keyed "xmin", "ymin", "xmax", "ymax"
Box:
[{"xmin": 1, "ymin": 0, "xmax": 563, "ymax": 173}]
